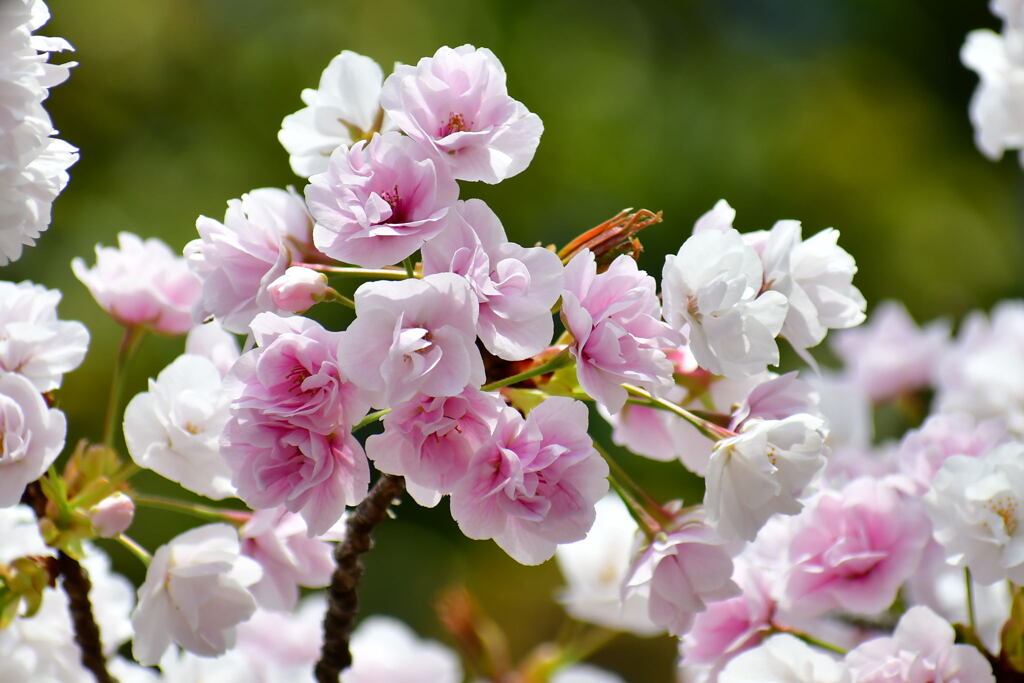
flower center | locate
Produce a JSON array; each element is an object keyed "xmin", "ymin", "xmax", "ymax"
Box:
[
  {"xmin": 287, "ymin": 365, "xmax": 312, "ymax": 395},
  {"xmin": 438, "ymin": 112, "xmax": 471, "ymax": 137},
  {"xmin": 984, "ymin": 493, "xmax": 1019, "ymax": 536},
  {"xmin": 380, "ymin": 185, "xmax": 405, "ymax": 222}
]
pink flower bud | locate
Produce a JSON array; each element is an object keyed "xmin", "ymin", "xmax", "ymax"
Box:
[
  {"xmin": 267, "ymin": 267, "xmax": 328, "ymax": 313},
  {"xmin": 90, "ymin": 493, "xmax": 135, "ymax": 538}
]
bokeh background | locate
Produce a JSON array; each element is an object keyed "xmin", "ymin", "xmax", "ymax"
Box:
[{"xmin": 6, "ymin": 0, "xmax": 1023, "ymax": 679}]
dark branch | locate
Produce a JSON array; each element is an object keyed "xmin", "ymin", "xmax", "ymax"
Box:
[
  {"xmin": 57, "ymin": 552, "xmax": 116, "ymax": 683},
  {"xmin": 315, "ymin": 474, "xmax": 406, "ymax": 683}
]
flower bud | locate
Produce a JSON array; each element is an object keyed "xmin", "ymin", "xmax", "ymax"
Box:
[
  {"xmin": 89, "ymin": 493, "xmax": 135, "ymax": 538},
  {"xmin": 267, "ymin": 266, "xmax": 328, "ymax": 313}
]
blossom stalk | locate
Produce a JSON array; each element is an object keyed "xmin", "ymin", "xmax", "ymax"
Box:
[{"xmin": 102, "ymin": 326, "xmax": 144, "ymax": 447}]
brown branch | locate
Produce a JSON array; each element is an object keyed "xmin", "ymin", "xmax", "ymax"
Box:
[
  {"xmin": 315, "ymin": 474, "xmax": 406, "ymax": 683},
  {"xmin": 57, "ymin": 551, "xmax": 116, "ymax": 683}
]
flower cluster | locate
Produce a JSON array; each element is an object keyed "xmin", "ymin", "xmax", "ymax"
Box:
[{"xmin": 1, "ymin": 6, "xmax": 1021, "ymax": 682}]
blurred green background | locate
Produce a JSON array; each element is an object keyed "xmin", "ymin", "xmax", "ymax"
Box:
[{"xmin": 5, "ymin": 0, "xmax": 1023, "ymax": 679}]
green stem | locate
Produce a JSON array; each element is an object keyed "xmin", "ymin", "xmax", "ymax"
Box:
[
  {"xmin": 102, "ymin": 326, "xmax": 145, "ymax": 447},
  {"xmin": 132, "ymin": 494, "xmax": 249, "ymax": 525},
  {"xmin": 770, "ymin": 623, "xmax": 847, "ymax": 655},
  {"xmin": 607, "ymin": 475, "xmax": 657, "ymax": 541},
  {"xmin": 323, "ymin": 288, "xmax": 356, "ymax": 309},
  {"xmin": 622, "ymin": 384, "xmax": 735, "ymax": 442},
  {"xmin": 354, "ymin": 409, "xmax": 390, "ymax": 431},
  {"xmin": 966, "ymin": 567, "xmax": 978, "ymax": 636},
  {"xmin": 115, "ymin": 534, "xmax": 151, "ymax": 567},
  {"xmin": 403, "ymin": 257, "xmax": 416, "ymax": 278},
  {"xmin": 482, "ymin": 349, "xmax": 573, "ymax": 391},
  {"xmin": 594, "ymin": 443, "xmax": 672, "ymax": 529},
  {"xmin": 293, "ymin": 263, "xmax": 410, "ymax": 279}
]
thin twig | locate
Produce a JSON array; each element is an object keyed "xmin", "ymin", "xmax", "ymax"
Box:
[{"xmin": 315, "ymin": 474, "xmax": 406, "ymax": 683}]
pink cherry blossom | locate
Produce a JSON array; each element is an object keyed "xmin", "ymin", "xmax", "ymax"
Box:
[
  {"xmin": 184, "ymin": 320, "xmax": 240, "ymax": 377},
  {"xmin": 449, "ymin": 397, "xmax": 609, "ymax": 565},
  {"xmin": 228, "ymin": 313, "xmax": 368, "ymax": 434},
  {"xmin": 422, "ymin": 198, "xmax": 563, "ymax": 361},
  {"xmin": 185, "ymin": 187, "xmax": 313, "ymax": 334},
  {"xmin": 131, "ymin": 524, "xmax": 262, "ymax": 665},
  {"xmin": 365, "ymin": 388, "xmax": 504, "ymax": 507},
  {"xmin": 72, "ymin": 232, "xmax": 201, "ymax": 335},
  {"xmin": 380, "ymin": 44, "xmax": 543, "ymax": 184},
  {"xmin": 780, "ymin": 478, "xmax": 931, "ymax": 618},
  {"xmin": 222, "ymin": 415, "xmax": 369, "ymax": 536},
  {"xmin": 0, "ymin": 280, "xmax": 88, "ymax": 392},
  {"xmin": 897, "ymin": 412, "xmax": 1006, "ymax": 493},
  {"xmin": 306, "ymin": 131, "xmax": 458, "ymax": 268},
  {"xmin": 623, "ymin": 507, "xmax": 740, "ymax": 637},
  {"xmin": 831, "ymin": 301, "xmax": 949, "ymax": 402},
  {"xmin": 267, "ymin": 266, "xmax": 328, "ymax": 314},
  {"xmin": 562, "ymin": 250, "xmax": 680, "ymax": 413},
  {"xmin": 345, "ymin": 616, "xmax": 463, "ymax": 683},
  {"xmin": 0, "ymin": 372, "xmax": 66, "ymax": 506},
  {"xmin": 844, "ymin": 606, "xmax": 994, "ymax": 682},
  {"xmin": 680, "ymin": 561, "xmax": 774, "ymax": 672},
  {"xmin": 338, "ymin": 273, "xmax": 484, "ymax": 408},
  {"xmin": 240, "ymin": 507, "xmax": 335, "ymax": 611}
]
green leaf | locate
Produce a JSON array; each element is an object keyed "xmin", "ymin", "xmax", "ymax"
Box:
[{"xmin": 1001, "ymin": 585, "xmax": 1024, "ymax": 672}]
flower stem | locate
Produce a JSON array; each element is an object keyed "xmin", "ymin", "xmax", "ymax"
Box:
[
  {"xmin": 770, "ymin": 623, "xmax": 847, "ymax": 655},
  {"xmin": 292, "ymin": 263, "xmax": 410, "ymax": 279},
  {"xmin": 102, "ymin": 326, "xmax": 145, "ymax": 448},
  {"xmin": 316, "ymin": 474, "xmax": 406, "ymax": 683},
  {"xmin": 131, "ymin": 494, "xmax": 249, "ymax": 525},
  {"xmin": 594, "ymin": 443, "xmax": 672, "ymax": 531},
  {"xmin": 115, "ymin": 534, "xmax": 151, "ymax": 567},
  {"xmin": 622, "ymin": 384, "xmax": 735, "ymax": 441},
  {"xmin": 966, "ymin": 567, "xmax": 978, "ymax": 636},
  {"xmin": 482, "ymin": 349, "xmax": 573, "ymax": 391},
  {"xmin": 354, "ymin": 409, "xmax": 390, "ymax": 431},
  {"xmin": 403, "ymin": 257, "xmax": 416, "ymax": 278},
  {"xmin": 57, "ymin": 550, "xmax": 115, "ymax": 683}
]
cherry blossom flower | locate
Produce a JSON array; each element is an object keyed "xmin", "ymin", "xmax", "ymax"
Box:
[
  {"xmin": 552, "ymin": 665, "xmax": 626, "ymax": 683},
  {"xmin": 123, "ymin": 353, "xmax": 236, "ymax": 500},
  {"xmin": 924, "ymin": 443, "xmax": 1024, "ymax": 584},
  {"xmin": 185, "ymin": 187, "xmax": 313, "ymax": 334},
  {"xmin": 623, "ymin": 507, "xmax": 740, "ymax": 636},
  {"xmin": 962, "ymin": 21, "xmax": 1024, "ymax": 167},
  {"xmin": 72, "ymin": 232, "xmax": 201, "ymax": 335},
  {"xmin": 307, "ymin": 131, "xmax": 458, "ymax": 268},
  {"xmin": 844, "ymin": 606, "xmax": 994, "ymax": 682},
  {"xmin": 896, "ymin": 412, "xmax": 1006, "ymax": 493},
  {"xmin": 680, "ymin": 561, "xmax": 775, "ymax": 675},
  {"xmin": 934, "ymin": 301, "xmax": 1024, "ymax": 436},
  {"xmin": 719, "ymin": 634, "xmax": 849, "ymax": 683},
  {"xmin": 662, "ymin": 221, "xmax": 787, "ymax": 378},
  {"xmin": 267, "ymin": 266, "xmax": 328, "ymax": 313},
  {"xmin": 450, "ymin": 397, "xmax": 608, "ymax": 565},
  {"xmin": 380, "ymin": 44, "xmax": 543, "ymax": 184},
  {"xmin": 338, "ymin": 273, "xmax": 484, "ymax": 408},
  {"xmin": 0, "ymin": 280, "xmax": 88, "ymax": 392},
  {"xmin": 555, "ymin": 494, "xmax": 661, "ymax": 636},
  {"xmin": 366, "ymin": 388, "xmax": 504, "ymax": 507},
  {"xmin": 562, "ymin": 250, "xmax": 679, "ymax": 413},
  {"xmin": 780, "ymin": 478, "xmax": 930, "ymax": 617},
  {"xmin": 240, "ymin": 507, "xmax": 335, "ymax": 611},
  {"xmin": 704, "ymin": 414, "xmax": 828, "ymax": 542},
  {"xmin": 279, "ymin": 50, "xmax": 389, "ymax": 178},
  {"xmin": 131, "ymin": 524, "xmax": 262, "ymax": 665},
  {"xmin": 344, "ymin": 616, "xmax": 463, "ymax": 683},
  {"xmin": 184, "ymin": 319, "xmax": 240, "ymax": 377},
  {"xmin": 0, "ymin": 372, "xmax": 66, "ymax": 507},
  {"xmin": 0, "ymin": 0, "xmax": 78, "ymax": 266},
  {"xmin": 422, "ymin": 198, "xmax": 564, "ymax": 361},
  {"xmin": 229, "ymin": 313, "xmax": 367, "ymax": 434},
  {"xmin": 831, "ymin": 301, "xmax": 949, "ymax": 402},
  {"xmin": 222, "ymin": 416, "xmax": 368, "ymax": 537},
  {"xmin": 745, "ymin": 219, "xmax": 865, "ymax": 357}
]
